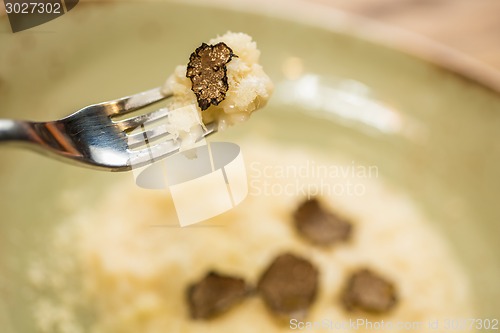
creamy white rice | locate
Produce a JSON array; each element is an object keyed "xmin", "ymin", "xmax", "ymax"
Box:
[{"xmin": 31, "ymin": 141, "xmax": 474, "ymax": 333}]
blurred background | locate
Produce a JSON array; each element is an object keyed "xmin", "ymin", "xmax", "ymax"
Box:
[
  {"xmin": 1, "ymin": 0, "xmax": 499, "ymax": 70},
  {"xmin": 309, "ymin": 0, "xmax": 500, "ymax": 70}
]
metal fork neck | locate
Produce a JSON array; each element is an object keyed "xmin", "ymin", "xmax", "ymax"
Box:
[{"xmin": 0, "ymin": 119, "xmax": 35, "ymax": 143}]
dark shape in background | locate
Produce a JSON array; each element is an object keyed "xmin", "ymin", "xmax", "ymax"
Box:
[
  {"xmin": 5, "ymin": 0, "xmax": 79, "ymax": 33},
  {"xmin": 65, "ymin": 0, "xmax": 78, "ymax": 11}
]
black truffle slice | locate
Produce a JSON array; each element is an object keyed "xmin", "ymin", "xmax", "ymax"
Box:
[
  {"xmin": 187, "ymin": 271, "xmax": 249, "ymax": 319},
  {"xmin": 186, "ymin": 42, "xmax": 236, "ymax": 111},
  {"xmin": 293, "ymin": 198, "xmax": 352, "ymax": 246},
  {"xmin": 257, "ymin": 253, "xmax": 318, "ymax": 319},
  {"xmin": 341, "ymin": 268, "xmax": 398, "ymax": 313}
]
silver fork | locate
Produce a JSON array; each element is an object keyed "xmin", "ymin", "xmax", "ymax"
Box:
[{"xmin": 0, "ymin": 87, "xmax": 217, "ymax": 171}]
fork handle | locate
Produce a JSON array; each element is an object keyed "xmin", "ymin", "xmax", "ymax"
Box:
[{"xmin": 0, "ymin": 119, "xmax": 35, "ymax": 143}]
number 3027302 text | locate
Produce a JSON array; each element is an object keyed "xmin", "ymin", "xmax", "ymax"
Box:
[
  {"xmin": 442, "ymin": 318, "xmax": 498, "ymax": 331},
  {"xmin": 5, "ymin": 2, "xmax": 62, "ymax": 14}
]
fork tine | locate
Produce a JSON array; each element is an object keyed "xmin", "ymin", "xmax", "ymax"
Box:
[
  {"xmin": 126, "ymin": 122, "xmax": 218, "ymax": 168},
  {"xmin": 126, "ymin": 124, "xmax": 174, "ymax": 149},
  {"xmin": 101, "ymin": 87, "xmax": 172, "ymax": 116},
  {"xmin": 115, "ymin": 108, "xmax": 171, "ymax": 132},
  {"xmin": 128, "ymin": 139, "xmax": 181, "ymax": 168},
  {"xmin": 127, "ymin": 120, "xmax": 219, "ymax": 149}
]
